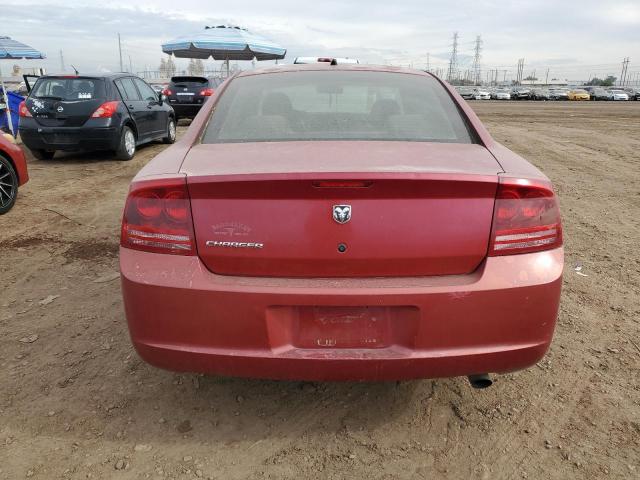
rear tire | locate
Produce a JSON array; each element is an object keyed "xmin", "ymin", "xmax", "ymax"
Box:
[
  {"xmin": 0, "ymin": 155, "xmax": 18, "ymax": 215},
  {"xmin": 163, "ymin": 117, "xmax": 176, "ymax": 144},
  {"xmin": 31, "ymin": 149, "xmax": 55, "ymax": 161},
  {"xmin": 115, "ymin": 126, "xmax": 136, "ymax": 161}
]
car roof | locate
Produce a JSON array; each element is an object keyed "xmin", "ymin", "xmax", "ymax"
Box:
[
  {"xmin": 236, "ymin": 63, "xmax": 432, "ymax": 78},
  {"xmin": 37, "ymin": 72, "xmax": 140, "ymax": 80}
]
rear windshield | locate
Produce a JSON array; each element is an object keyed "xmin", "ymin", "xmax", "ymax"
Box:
[
  {"xmin": 31, "ymin": 77, "xmax": 106, "ymax": 101},
  {"xmin": 171, "ymin": 76, "xmax": 208, "ymax": 86},
  {"xmin": 202, "ymin": 71, "xmax": 474, "ymax": 144}
]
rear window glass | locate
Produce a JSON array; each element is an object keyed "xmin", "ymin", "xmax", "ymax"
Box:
[
  {"xmin": 31, "ymin": 77, "xmax": 105, "ymax": 101},
  {"xmin": 171, "ymin": 76, "xmax": 208, "ymax": 86},
  {"xmin": 202, "ymin": 71, "xmax": 474, "ymax": 144},
  {"xmin": 115, "ymin": 78, "xmax": 141, "ymax": 101}
]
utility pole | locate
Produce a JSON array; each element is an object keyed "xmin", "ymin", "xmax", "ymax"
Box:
[
  {"xmin": 447, "ymin": 32, "xmax": 459, "ymax": 83},
  {"xmin": 426, "ymin": 52, "xmax": 430, "ymax": 73},
  {"xmin": 545, "ymin": 68, "xmax": 549, "ymax": 85},
  {"xmin": 59, "ymin": 50, "xmax": 65, "ymax": 72},
  {"xmin": 129, "ymin": 55, "xmax": 133, "ymax": 73},
  {"xmin": 118, "ymin": 33, "xmax": 124, "ymax": 72},
  {"xmin": 471, "ymin": 35, "xmax": 482, "ymax": 85}
]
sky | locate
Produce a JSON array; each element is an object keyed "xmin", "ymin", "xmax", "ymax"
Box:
[{"xmin": 2, "ymin": 0, "xmax": 639, "ymax": 83}]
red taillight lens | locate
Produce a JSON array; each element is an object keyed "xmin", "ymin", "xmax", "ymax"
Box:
[
  {"xmin": 199, "ymin": 88, "xmax": 214, "ymax": 96},
  {"xmin": 91, "ymin": 101, "xmax": 120, "ymax": 118},
  {"xmin": 488, "ymin": 179, "xmax": 562, "ymax": 256},
  {"xmin": 162, "ymin": 88, "xmax": 173, "ymax": 96},
  {"xmin": 121, "ymin": 178, "xmax": 195, "ymax": 255},
  {"xmin": 19, "ymin": 101, "xmax": 32, "ymax": 117}
]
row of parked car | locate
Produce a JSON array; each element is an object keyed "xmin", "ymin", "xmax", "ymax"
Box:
[
  {"xmin": 455, "ymin": 85, "xmax": 640, "ymax": 101},
  {"xmin": 0, "ymin": 73, "xmax": 222, "ymax": 214}
]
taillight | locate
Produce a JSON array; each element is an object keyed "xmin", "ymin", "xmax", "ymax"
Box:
[
  {"xmin": 121, "ymin": 178, "xmax": 195, "ymax": 255},
  {"xmin": 199, "ymin": 88, "xmax": 214, "ymax": 96},
  {"xmin": 488, "ymin": 178, "xmax": 562, "ymax": 256},
  {"xmin": 19, "ymin": 101, "xmax": 32, "ymax": 117},
  {"xmin": 91, "ymin": 101, "xmax": 120, "ymax": 118},
  {"xmin": 162, "ymin": 88, "xmax": 173, "ymax": 96}
]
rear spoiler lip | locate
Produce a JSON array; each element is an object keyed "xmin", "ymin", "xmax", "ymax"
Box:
[
  {"xmin": 170, "ymin": 76, "xmax": 209, "ymax": 83},
  {"xmin": 183, "ymin": 171, "xmax": 500, "ymax": 186}
]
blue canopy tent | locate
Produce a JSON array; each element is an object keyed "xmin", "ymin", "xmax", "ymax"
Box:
[
  {"xmin": 0, "ymin": 36, "xmax": 46, "ymax": 135},
  {"xmin": 161, "ymin": 25, "xmax": 286, "ymax": 75}
]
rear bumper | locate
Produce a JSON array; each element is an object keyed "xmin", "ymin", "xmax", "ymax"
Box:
[
  {"xmin": 168, "ymin": 102, "xmax": 202, "ymax": 118},
  {"xmin": 19, "ymin": 122, "xmax": 119, "ymax": 151},
  {"xmin": 120, "ymin": 247, "xmax": 564, "ymax": 381}
]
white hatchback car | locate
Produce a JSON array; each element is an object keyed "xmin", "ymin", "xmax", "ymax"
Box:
[
  {"xmin": 473, "ymin": 88, "xmax": 491, "ymax": 100},
  {"xmin": 492, "ymin": 89, "xmax": 511, "ymax": 100},
  {"xmin": 608, "ymin": 90, "xmax": 629, "ymax": 101}
]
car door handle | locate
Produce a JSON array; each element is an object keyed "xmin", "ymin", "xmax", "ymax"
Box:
[{"xmin": 128, "ymin": 104, "xmax": 135, "ymax": 109}]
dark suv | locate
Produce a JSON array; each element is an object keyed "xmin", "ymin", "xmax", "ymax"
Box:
[
  {"xmin": 163, "ymin": 76, "xmax": 223, "ymax": 121},
  {"xmin": 19, "ymin": 73, "xmax": 176, "ymax": 160}
]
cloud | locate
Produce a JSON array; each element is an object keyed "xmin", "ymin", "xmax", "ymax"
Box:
[{"xmin": 2, "ymin": 0, "xmax": 638, "ymax": 81}]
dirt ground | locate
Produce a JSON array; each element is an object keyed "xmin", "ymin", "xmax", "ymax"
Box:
[{"xmin": 1, "ymin": 101, "xmax": 639, "ymax": 480}]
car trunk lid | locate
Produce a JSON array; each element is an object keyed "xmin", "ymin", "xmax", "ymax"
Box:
[{"xmin": 183, "ymin": 141, "xmax": 502, "ymax": 278}]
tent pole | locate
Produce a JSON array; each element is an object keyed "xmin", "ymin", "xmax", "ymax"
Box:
[{"xmin": 0, "ymin": 63, "xmax": 15, "ymax": 137}]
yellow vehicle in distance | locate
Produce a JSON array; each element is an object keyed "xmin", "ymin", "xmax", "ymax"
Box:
[{"xmin": 568, "ymin": 89, "xmax": 591, "ymax": 101}]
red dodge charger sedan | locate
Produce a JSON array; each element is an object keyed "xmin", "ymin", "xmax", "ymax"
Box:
[{"xmin": 120, "ymin": 64, "xmax": 563, "ymax": 387}]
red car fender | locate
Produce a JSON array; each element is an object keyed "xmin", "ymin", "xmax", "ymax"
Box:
[{"xmin": 0, "ymin": 135, "xmax": 29, "ymax": 185}]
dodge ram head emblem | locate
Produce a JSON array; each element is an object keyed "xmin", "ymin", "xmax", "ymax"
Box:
[{"xmin": 332, "ymin": 205, "xmax": 352, "ymax": 224}]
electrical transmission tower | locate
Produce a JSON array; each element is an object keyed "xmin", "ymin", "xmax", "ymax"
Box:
[
  {"xmin": 516, "ymin": 58, "xmax": 525, "ymax": 84},
  {"xmin": 620, "ymin": 57, "xmax": 630, "ymax": 86},
  {"xmin": 447, "ymin": 32, "xmax": 459, "ymax": 83},
  {"xmin": 471, "ymin": 35, "xmax": 482, "ymax": 85}
]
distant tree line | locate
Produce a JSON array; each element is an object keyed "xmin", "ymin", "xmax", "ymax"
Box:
[
  {"xmin": 586, "ymin": 76, "xmax": 617, "ymax": 86},
  {"xmin": 158, "ymin": 57, "xmax": 205, "ymax": 78},
  {"xmin": 159, "ymin": 57, "xmax": 176, "ymax": 77}
]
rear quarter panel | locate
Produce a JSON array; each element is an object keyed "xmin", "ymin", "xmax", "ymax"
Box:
[{"xmin": 486, "ymin": 142, "xmax": 549, "ymax": 180}]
